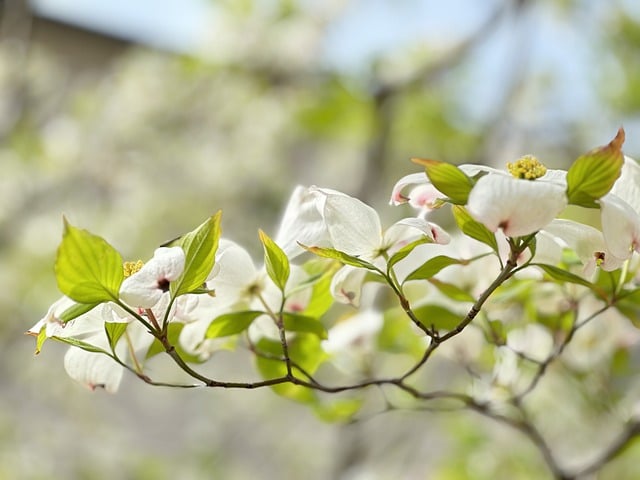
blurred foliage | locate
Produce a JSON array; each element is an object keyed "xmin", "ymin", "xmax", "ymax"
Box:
[{"xmin": 3, "ymin": 0, "xmax": 640, "ymax": 478}]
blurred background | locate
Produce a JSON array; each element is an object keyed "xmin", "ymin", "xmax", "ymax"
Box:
[{"xmin": 3, "ymin": 0, "xmax": 640, "ymax": 478}]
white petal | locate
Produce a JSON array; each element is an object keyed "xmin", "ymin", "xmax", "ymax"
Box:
[
  {"xmin": 317, "ymin": 188, "xmax": 382, "ymax": 256},
  {"xmin": 207, "ymin": 240, "xmax": 258, "ymax": 306},
  {"xmin": 611, "ymin": 156, "xmax": 640, "ymax": 213},
  {"xmin": 600, "ymin": 193, "xmax": 640, "ymax": 260},
  {"xmin": 64, "ymin": 346, "xmax": 124, "ymax": 393},
  {"xmin": 467, "ymin": 175, "xmax": 567, "ymax": 237},
  {"xmin": 119, "ymin": 247, "xmax": 185, "ymax": 308},
  {"xmin": 542, "ymin": 219, "xmax": 624, "ymax": 274},
  {"xmin": 389, "ymin": 172, "xmax": 430, "ymax": 205},
  {"xmin": 330, "ymin": 266, "xmax": 368, "ymax": 307},
  {"xmin": 274, "ymin": 186, "xmax": 329, "ymax": 259}
]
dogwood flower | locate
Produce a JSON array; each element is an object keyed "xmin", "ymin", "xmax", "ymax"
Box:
[
  {"xmin": 120, "ymin": 246, "xmax": 185, "ymax": 308},
  {"xmin": 29, "ymin": 299, "xmax": 151, "ymax": 392},
  {"xmin": 391, "ymin": 156, "xmax": 568, "ymax": 237},
  {"xmin": 600, "ymin": 156, "xmax": 640, "ymax": 261}
]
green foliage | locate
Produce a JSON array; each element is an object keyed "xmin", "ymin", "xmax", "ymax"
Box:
[
  {"xmin": 301, "ymin": 245, "xmax": 381, "ymax": 271},
  {"xmin": 387, "ymin": 237, "xmax": 433, "ymax": 272},
  {"xmin": 452, "ymin": 205, "xmax": 499, "ymax": 253},
  {"xmin": 301, "ymin": 261, "xmax": 337, "ymax": 318},
  {"xmin": 172, "ymin": 212, "xmax": 222, "ymax": 297},
  {"xmin": 145, "ymin": 323, "xmax": 202, "ymax": 363},
  {"xmin": 412, "ymin": 304, "xmax": 463, "ymax": 331},
  {"xmin": 378, "ymin": 308, "xmax": 425, "ymax": 357},
  {"xmin": 105, "ymin": 322, "xmax": 128, "ymax": 352},
  {"xmin": 59, "ymin": 302, "xmax": 99, "ymax": 323},
  {"xmin": 532, "ymin": 263, "xmax": 604, "ymax": 297},
  {"xmin": 428, "ymin": 278, "xmax": 475, "ymax": 302},
  {"xmin": 566, "ymin": 128, "xmax": 625, "ymax": 208},
  {"xmin": 404, "ymin": 255, "xmax": 465, "ymax": 283},
  {"xmin": 55, "ymin": 219, "xmax": 124, "ymax": 304},
  {"xmin": 412, "ymin": 158, "xmax": 474, "ymax": 205},
  {"xmin": 313, "ymin": 398, "xmax": 363, "ymax": 422},
  {"xmin": 254, "ymin": 335, "xmax": 327, "ymax": 403},
  {"xmin": 258, "ymin": 229, "xmax": 290, "ymax": 292},
  {"xmin": 206, "ymin": 311, "xmax": 263, "ymax": 338},
  {"xmin": 282, "ymin": 312, "xmax": 327, "ymax": 339}
]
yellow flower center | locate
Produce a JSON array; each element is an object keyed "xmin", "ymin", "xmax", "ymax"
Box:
[
  {"xmin": 123, "ymin": 260, "xmax": 144, "ymax": 278},
  {"xmin": 507, "ymin": 155, "xmax": 547, "ymax": 180}
]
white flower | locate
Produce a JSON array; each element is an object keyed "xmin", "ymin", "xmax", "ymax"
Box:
[
  {"xmin": 466, "ymin": 173, "xmax": 567, "ymax": 238},
  {"xmin": 540, "ymin": 219, "xmax": 624, "ymax": 275},
  {"xmin": 120, "ymin": 246, "xmax": 185, "ymax": 308},
  {"xmin": 391, "ymin": 158, "xmax": 568, "ymax": 237},
  {"xmin": 599, "ymin": 157, "xmax": 640, "ymax": 261},
  {"xmin": 322, "ymin": 309, "xmax": 383, "ymax": 373}
]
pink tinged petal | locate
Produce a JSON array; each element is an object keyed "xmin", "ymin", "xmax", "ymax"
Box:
[
  {"xmin": 63, "ymin": 347, "xmax": 124, "ymax": 393},
  {"xmin": 467, "ymin": 174, "xmax": 567, "ymax": 238},
  {"xmin": 317, "ymin": 188, "xmax": 382, "ymax": 256},
  {"xmin": 600, "ymin": 194, "xmax": 640, "ymax": 260},
  {"xmin": 389, "ymin": 172, "xmax": 430, "ymax": 205},
  {"xmin": 383, "ymin": 218, "xmax": 451, "ymax": 252},
  {"xmin": 120, "ymin": 247, "xmax": 185, "ymax": 308},
  {"xmin": 330, "ymin": 266, "xmax": 368, "ymax": 307},
  {"xmin": 407, "ymin": 183, "xmax": 444, "ymax": 212},
  {"xmin": 274, "ymin": 186, "xmax": 329, "ymax": 259}
]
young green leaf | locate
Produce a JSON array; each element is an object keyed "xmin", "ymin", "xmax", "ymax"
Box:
[
  {"xmin": 55, "ymin": 219, "xmax": 124, "ymax": 304},
  {"xmin": 532, "ymin": 263, "xmax": 605, "ymax": 298},
  {"xmin": 428, "ymin": 278, "xmax": 475, "ymax": 302},
  {"xmin": 412, "ymin": 158, "xmax": 474, "ymax": 205},
  {"xmin": 412, "ymin": 304, "xmax": 462, "ymax": 331},
  {"xmin": 282, "ymin": 312, "xmax": 328, "ymax": 339},
  {"xmin": 566, "ymin": 127, "xmax": 625, "ymax": 208},
  {"xmin": 206, "ymin": 311, "xmax": 263, "ymax": 339},
  {"xmin": 386, "ymin": 237, "xmax": 432, "ymax": 272},
  {"xmin": 404, "ymin": 255, "xmax": 465, "ymax": 283},
  {"xmin": 105, "ymin": 322, "xmax": 128, "ymax": 352},
  {"xmin": 145, "ymin": 322, "xmax": 203, "ymax": 363},
  {"xmin": 300, "ymin": 244, "xmax": 380, "ymax": 272},
  {"xmin": 259, "ymin": 229, "xmax": 290, "ymax": 292},
  {"xmin": 172, "ymin": 211, "xmax": 222, "ymax": 297},
  {"xmin": 452, "ymin": 205, "xmax": 499, "ymax": 253},
  {"xmin": 52, "ymin": 336, "xmax": 112, "ymax": 355},
  {"xmin": 59, "ymin": 302, "xmax": 99, "ymax": 323}
]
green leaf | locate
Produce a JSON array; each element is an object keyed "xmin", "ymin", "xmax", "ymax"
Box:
[
  {"xmin": 105, "ymin": 322, "xmax": 128, "ymax": 352},
  {"xmin": 145, "ymin": 323, "xmax": 203, "ymax": 363},
  {"xmin": 53, "ymin": 336, "xmax": 111, "ymax": 355},
  {"xmin": 314, "ymin": 398, "xmax": 363, "ymax": 423},
  {"xmin": 378, "ymin": 307, "xmax": 425, "ymax": 358},
  {"xmin": 283, "ymin": 312, "xmax": 327, "ymax": 339},
  {"xmin": 55, "ymin": 219, "xmax": 124, "ymax": 304},
  {"xmin": 413, "ymin": 304, "xmax": 462, "ymax": 331},
  {"xmin": 532, "ymin": 263, "xmax": 605, "ymax": 297},
  {"xmin": 302, "ymin": 262, "xmax": 338, "ymax": 318},
  {"xmin": 428, "ymin": 278, "xmax": 475, "ymax": 302},
  {"xmin": 412, "ymin": 158, "xmax": 474, "ymax": 204},
  {"xmin": 404, "ymin": 255, "xmax": 465, "ymax": 283},
  {"xmin": 254, "ymin": 335, "xmax": 326, "ymax": 403},
  {"xmin": 172, "ymin": 211, "xmax": 222, "ymax": 297},
  {"xmin": 59, "ymin": 302, "xmax": 99, "ymax": 323},
  {"xmin": 300, "ymin": 245, "xmax": 380, "ymax": 272},
  {"xmin": 386, "ymin": 237, "xmax": 432, "ymax": 272},
  {"xmin": 452, "ymin": 205, "xmax": 499, "ymax": 253},
  {"xmin": 566, "ymin": 128, "xmax": 625, "ymax": 208},
  {"xmin": 34, "ymin": 326, "xmax": 48, "ymax": 354},
  {"xmin": 206, "ymin": 311, "xmax": 263, "ymax": 339},
  {"xmin": 259, "ymin": 229, "xmax": 290, "ymax": 291}
]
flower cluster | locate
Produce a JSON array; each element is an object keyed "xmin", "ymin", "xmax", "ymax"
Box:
[{"xmin": 27, "ymin": 129, "xmax": 640, "ymax": 448}]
